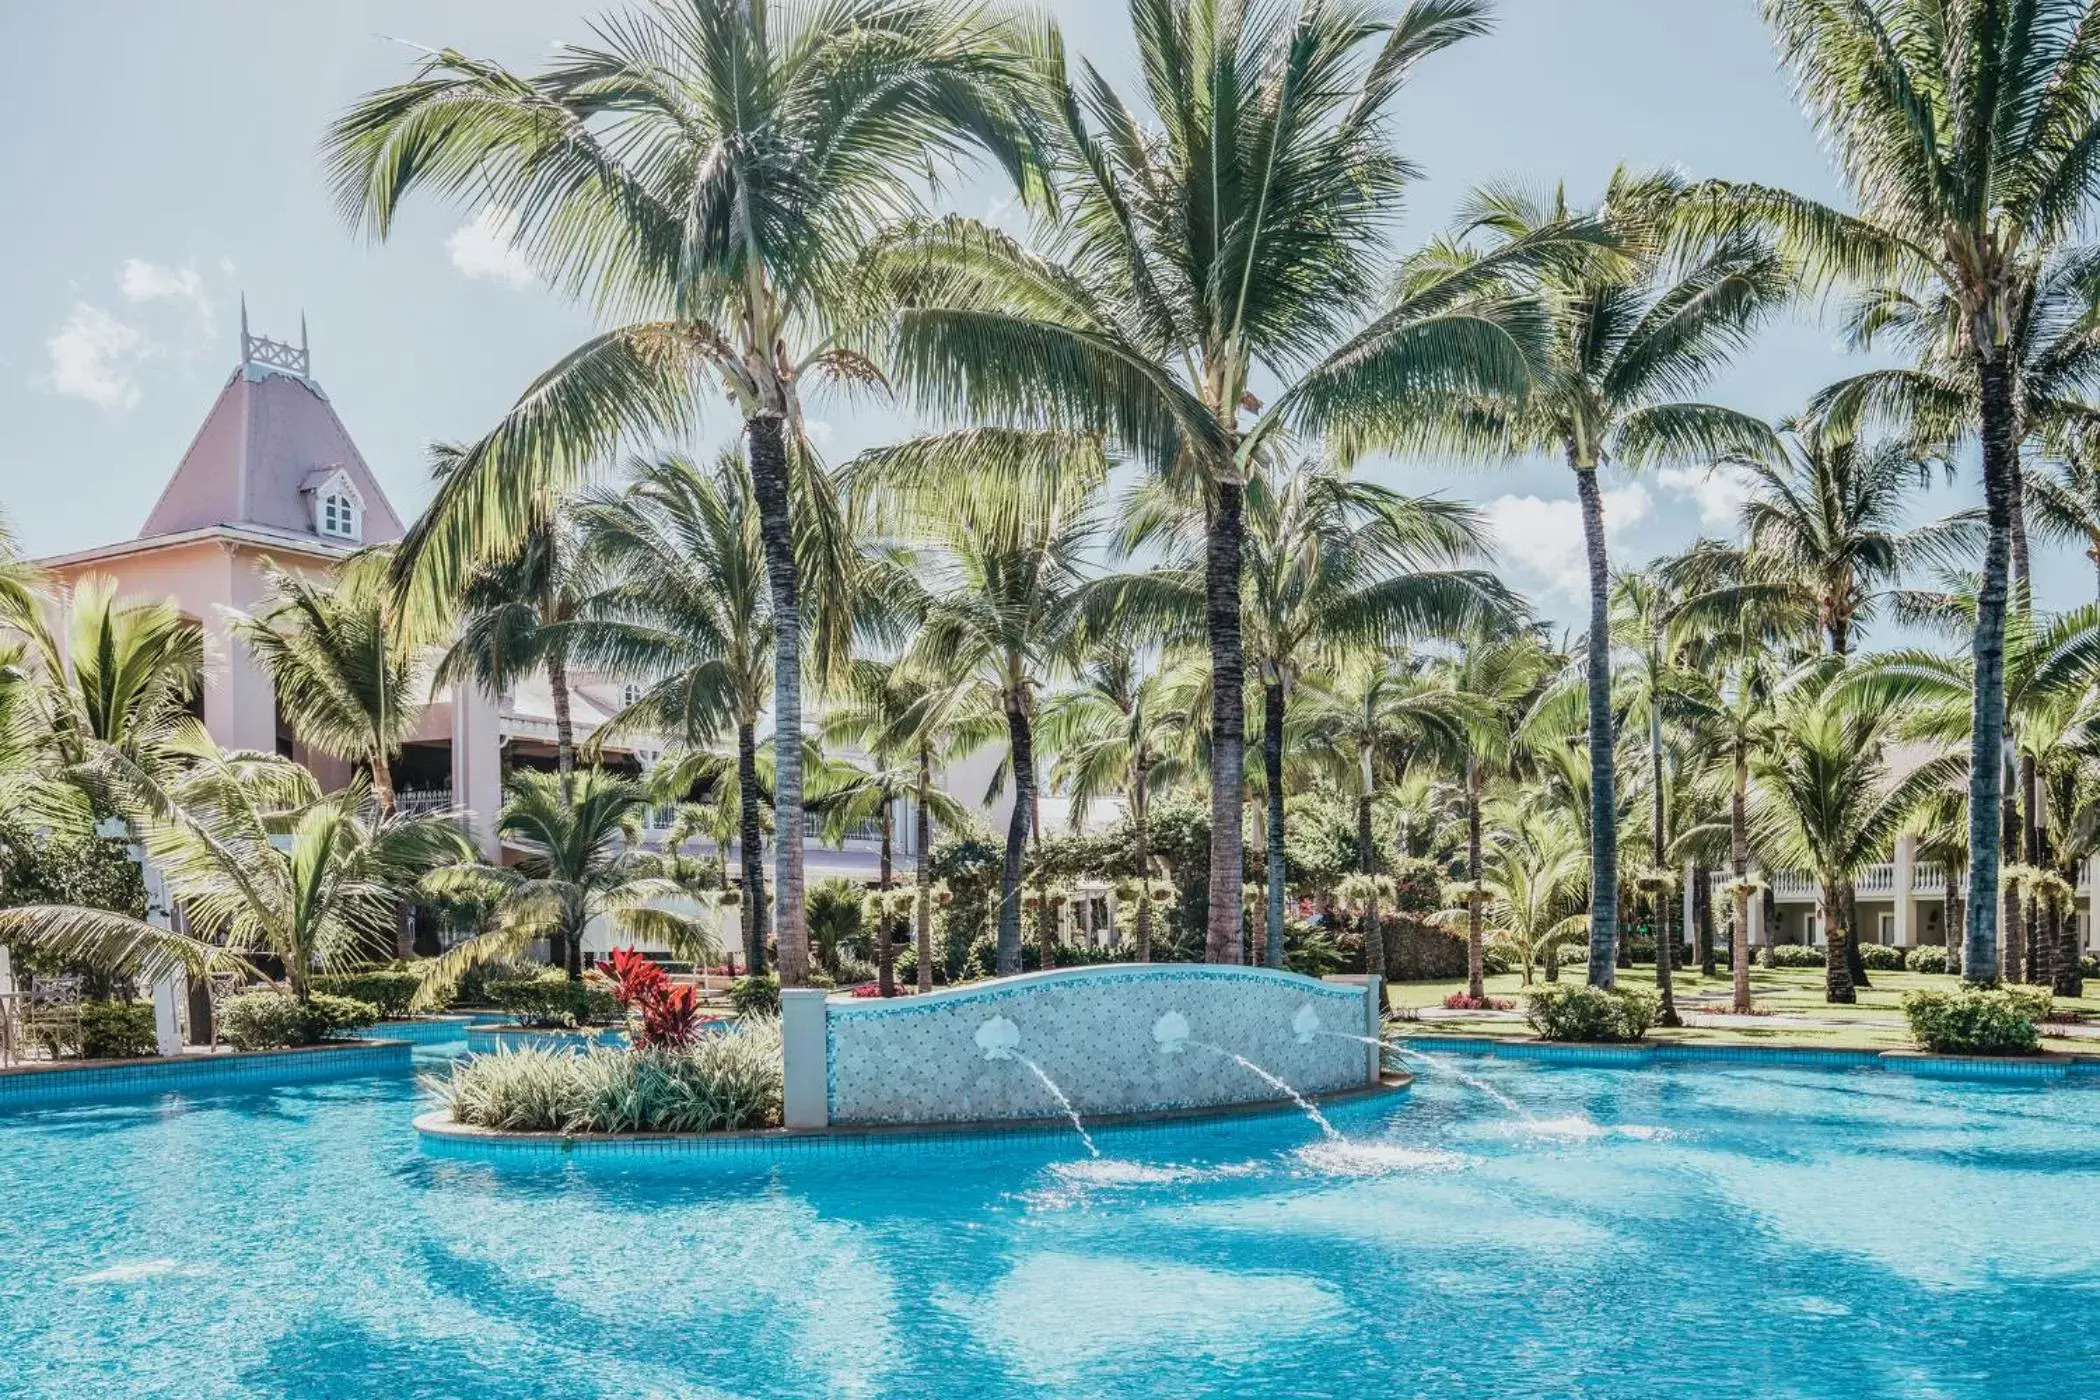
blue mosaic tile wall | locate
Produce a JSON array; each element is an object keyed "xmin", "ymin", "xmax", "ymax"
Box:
[
  {"xmin": 0, "ymin": 1040, "xmax": 411, "ymax": 1108},
  {"xmin": 824, "ymin": 966, "xmax": 1371, "ymax": 1126}
]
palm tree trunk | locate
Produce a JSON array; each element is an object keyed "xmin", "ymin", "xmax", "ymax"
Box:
[
  {"xmin": 915, "ymin": 742, "xmax": 934, "ymax": 993},
  {"xmin": 997, "ymin": 690, "xmax": 1032, "ymax": 976},
  {"xmin": 1466, "ymin": 753, "xmax": 1486, "ymax": 1003},
  {"xmin": 1731, "ymin": 752, "xmax": 1752, "ymax": 1013},
  {"xmin": 1694, "ymin": 865, "xmax": 1715, "ymax": 979},
  {"xmin": 746, "ymin": 412, "xmax": 807, "ymax": 986},
  {"xmin": 2022, "ymin": 752, "xmax": 2043, "ymax": 985},
  {"xmin": 1204, "ymin": 477, "xmax": 1247, "ymax": 965},
  {"xmin": 2001, "ymin": 750, "xmax": 2024, "ymax": 982},
  {"xmin": 1822, "ymin": 881, "xmax": 1855, "ymax": 1004},
  {"xmin": 2055, "ymin": 878, "xmax": 2083, "ymax": 997},
  {"xmin": 1263, "ymin": 677, "xmax": 1288, "ymax": 970},
  {"xmin": 878, "ymin": 799, "xmax": 896, "ymax": 998},
  {"xmin": 1032, "ymin": 782, "xmax": 1054, "ymax": 972},
  {"xmin": 1358, "ymin": 789, "xmax": 1385, "ymax": 984},
  {"xmin": 1843, "ymin": 883, "xmax": 1868, "ymax": 988},
  {"xmin": 1574, "ymin": 464, "xmax": 1618, "ymax": 987},
  {"xmin": 369, "ymin": 747, "xmax": 397, "ymax": 818},
  {"xmin": 1944, "ymin": 873, "xmax": 1963, "ymax": 978},
  {"xmin": 1133, "ymin": 756, "xmax": 1154, "ymax": 964},
  {"xmin": 736, "ymin": 720, "xmax": 767, "ymax": 976},
  {"xmin": 546, "ymin": 648, "xmax": 577, "ymax": 804},
  {"xmin": 1965, "ymin": 354, "xmax": 2018, "ymax": 984},
  {"xmin": 1650, "ymin": 702, "xmax": 1680, "ymax": 1026}
]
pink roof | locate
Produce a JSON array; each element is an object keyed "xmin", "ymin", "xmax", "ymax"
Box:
[{"xmin": 138, "ymin": 360, "xmax": 405, "ymax": 544}]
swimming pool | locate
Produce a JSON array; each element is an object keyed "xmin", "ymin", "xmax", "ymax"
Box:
[{"xmin": 4, "ymin": 1033, "xmax": 2098, "ymax": 1398}]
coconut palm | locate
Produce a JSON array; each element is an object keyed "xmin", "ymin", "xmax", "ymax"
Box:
[
  {"xmin": 813, "ymin": 666, "xmax": 973, "ymax": 994},
  {"xmin": 1298, "ymin": 654, "xmax": 1469, "ymax": 984},
  {"xmin": 1754, "ymin": 662, "xmax": 1964, "ymax": 1003},
  {"xmin": 572, "ymin": 452, "xmax": 774, "ymax": 973},
  {"xmin": 434, "ymin": 454, "xmax": 597, "ymax": 800},
  {"xmin": 853, "ymin": 432, "xmax": 1102, "ymax": 974},
  {"xmin": 1441, "ymin": 801, "xmax": 1588, "ymax": 986},
  {"xmin": 1435, "ymin": 628, "xmax": 1556, "ymax": 1003},
  {"xmin": 0, "ymin": 734, "xmax": 471, "ymax": 1000},
  {"xmin": 1037, "ymin": 639, "xmax": 1198, "ymax": 963},
  {"xmin": 1690, "ymin": 0, "xmax": 2100, "ymax": 984},
  {"xmin": 1417, "ymin": 171, "xmax": 1790, "ymax": 988},
  {"xmin": 2029, "ymin": 446, "xmax": 2100, "ymax": 599},
  {"xmin": 231, "ymin": 559, "xmax": 420, "ymax": 817},
  {"xmin": 5, "ymin": 574, "xmax": 203, "ymax": 777},
  {"xmin": 1730, "ymin": 418, "xmax": 1982, "ymax": 655},
  {"xmin": 880, "ymin": 0, "xmax": 1592, "ymax": 963},
  {"xmin": 420, "ymin": 768, "xmax": 720, "ymax": 990},
  {"xmin": 326, "ymin": 0, "xmax": 1042, "ymax": 988},
  {"xmin": 1106, "ymin": 461, "xmax": 1512, "ymax": 967}
]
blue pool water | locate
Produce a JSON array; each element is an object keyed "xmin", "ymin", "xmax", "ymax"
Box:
[{"xmin": 5, "ymin": 1034, "xmax": 2099, "ymax": 1399}]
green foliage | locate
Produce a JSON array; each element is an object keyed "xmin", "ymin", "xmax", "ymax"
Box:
[
  {"xmin": 312, "ymin": 969, "xmax": 429, "ymax": 1020},
  {"xmin": 454, "ymin": 960, "xmax": 542, "ymax": 1007},
  {"xmin": 806, "ymin": 877, "xmax": 868, "ymax": 971},
  {"xmin": 0, "ymin": 822, "xmax": 149, "ymax": 995},
  {"xmin": 79, "ymin": 1000, "xmax": 157, "ymax": 1059},
  {"xmin": 1524, "ymin": 984, "xmax": 1661, "ymax": 1043},
  {"xmin": 928, "ymin": 835, "xmax": 1001, "ymax": 959},
  {"xmin": 434, "ymin": 1021, "xmax": 783, "ymax": 1134},
  {"xmin": 959, "ymin": 934, "xmax": 1127, "ymax": 979},
  {"xmin": 1281, "ymin": 793, "xmax": 1361, "ymax": 889},
  {"xmin": 218, "ymin": 990, "xmax": 380, "ymax": 1050},
  {"xmin": 1905, "ymin": 946, "xmax": 1951, "ymax": 974},
  {"xmin": 1857, "ymin": 942, "xmax": 1905, "ymax": 971},
  {"xmin": 1902, "ymin": 987, "xmax": 2048, "ymax": 1056},
  {"xmin": 485, "ymin": 974, "xmax": 620, "ymax": 1028},
  {"xmin": 1282, "ymin": 920, "xmax": 1349, "ymax": 978},
  {"xmin": 730, "ymin": 973, "xmax": 781, "ymax": 1017},
  {"xmin": 1767, "ymin": 944, "xmax": 1827, "ymax": 969}
]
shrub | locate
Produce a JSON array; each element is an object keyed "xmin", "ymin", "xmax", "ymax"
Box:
[
  {"xmin": 454, "ymin": 960, "xmax": 544, "ymax": 1007},
  {"xmin": 486, "ymin": 974, "xmax": 620, "ymax": 1028},
  {"xmin": 1858, "ymin": 943, "xmax": 1905, "ymax": 971},
  {"xmin": 218, "ymin": 990, "xmax": 380, "ymax": 1050},
  {"xmin": 1524, "ymin": 984, "xmax": 1661, "ymax": 1043},
  {"xmin": 1480, "ymin": 945, "xmax": 1514, "ymax": 977},
  {"xmin": 729, "ymin": 973, "xmax": 781, "ymax": 1016},
  {"xmin": 1905, "ymin": 946, "xmax": 1950, "ymax": 974},
  {"xmin": 79, "ymin": 999, "xmax": 158, "ymax": 1059},
  {"xmin": 596, "ymin": 948, "xmax": 702, "ymax": 1049},
  {"xmin": 1767, "ymin": 944, "xmax": 1826, "ymax": 969},
  {"xmin": 2083, "ymin": 955, "xmax": 2100, "ymax": 980},
  {"xmin": 1441, "ymin": 992, "xmax": 1516, "ymax": 1011},
  {"xmin": 1903, "ymin": 986, "xmax": 2048, "ymax": 1055},
  {"xmin": 311, "ymin": 969, "xmax": 427, "ymax": 1019},
  {"xmin": 434, "ymin": 1019, "xmax": 784, "ymax": 1134}
]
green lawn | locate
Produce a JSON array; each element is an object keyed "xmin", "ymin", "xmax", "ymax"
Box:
[{"xmin": 1385, "ymin": 962, "xmax": 2100, "ymax": 1055}]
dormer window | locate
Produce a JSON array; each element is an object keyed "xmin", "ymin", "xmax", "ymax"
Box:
[
  {"xmin": 620, "ymin": 682, "xmax": 644, "ymax": 709},
  {"xmin": 320, "ymin": 490, "xmax": 358, "ymax": 539},
  {"xmin": 304, "ymin": 468, "xmax": 364, "ymax": 543}
]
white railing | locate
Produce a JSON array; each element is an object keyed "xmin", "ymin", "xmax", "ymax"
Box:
[
  {"xmin": 1769, "ymin": 870, "xmax": 1819, "ymax": 900},
  {"xmin": 396, "ymin": 786, "xmax": 453, "ymax": 816},
  {"xmin": 1854, "ymin": 863, "xmax": 1896, "ymax": 896},
  {"xmin": 1915, "ymin": 861, "xmax": 1948, "ymax": 894}
]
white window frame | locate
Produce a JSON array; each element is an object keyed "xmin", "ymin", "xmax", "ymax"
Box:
[{"xmin": 318, "ymin": 488, "xmax": 359, "ymax": 541}]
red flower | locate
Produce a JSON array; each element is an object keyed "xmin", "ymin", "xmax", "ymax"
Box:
[{"xmin": 597, "ymin": 947, "xmax": 700, "ymax": 1048}]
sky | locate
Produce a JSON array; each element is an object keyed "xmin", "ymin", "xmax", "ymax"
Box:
[{"xmin": 0, "ymin": 0, "xmax": 2087, "ymax": 629}]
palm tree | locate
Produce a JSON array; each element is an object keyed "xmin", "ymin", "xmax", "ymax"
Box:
[
  {"xmin": 2029, "ymin": 446, "xmax": 2100, "ymax": 599},
  {"xmin": 421, "ymin": 768, "xmax": 720, "ymax": 989},
  {"xmin": 0, "ymin": 735, "xmax": 471, "ymax": 1001},
  {"xmin": 1436, "ymin": 628, "xmax": 1556, "ymax": 1003},
  {"xmin": 231, "ymin": 559, "xmax": 420, "ymax": 818},
  {"xmin": 1420, "ymin": 171, "xmax": 1790, "ymax": 988},
  {"xmin": 1108, "ymin": 461, "xmax": 1512, "ymax": 967},
  {"xmin": 573, "ymin": 452, "xmax": 774, "ymax": 974},
  {"xmin": 4, "ymin": 574, "xmax": 203, "ymax": 774},
  {"xmin": 325, "ymin": 0, "xmax": 1040, "ymax": 988},
  {"xmin": 1691, "ymin": 0, "xmax": 2100, "ymax": 985},
  {"xmin": 1443, "ymin": 801, "xmax": 1589, "ymax": 985},
  {"xmin": 1733, "ymin": 418, "xmax": 1981, "ymax": 655},
  {"xmin": 854, "ymin": 432, "xmax": 1101, "ymax": 974},
  {"xmin": 881, "ymin": 0, "xmax": 1581, "ymax": 963},
  {"xmin": 1755, "ymin": 662, "xmax": 1964, "ymax": 1004},
  {"xmin": 814, "ymin": 663, "xmax": 971, "ymax": 995},
  {"xmin": 434, "ymin": 458, "xmax": 597, "ymax": 800},
  {"xmin": 1038, "ymin": 640, "xmax": 1197, "ymax": 963},
  {"xmin": 1299, "ymin": 654, "xmax": 1468, "ymax": 984}
]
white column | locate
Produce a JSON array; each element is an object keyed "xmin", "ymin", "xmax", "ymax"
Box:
[
  {"xmin": 451, "ymin": 681, "xmax": 505, "ymax": 860},
  {"xmin": 1682, "ymin": 860, "xmax": 1698, "ymax": 951},
  {"xmin": 780, "ymin": 988, "xmax": 829, "ymax": 1128},
  {"xmin": 142, "ymin": 851, "xmax": 185, "ymax": 1057},
  {"xmin": 1747, "ymin": 868, "xmax": 1766, "ymax": 947},
  {"xmin": 1893, "ymin": 835, "xmax": 1917, "ymax": 948}
]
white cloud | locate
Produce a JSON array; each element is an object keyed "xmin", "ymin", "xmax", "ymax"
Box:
[
  {"xmin": 1483, "ymin": 482, "xmax": 1652, "ymax": 604},
  {"xmin": 802, "ymin": 418, "xmax": 834, "ymax": 445},
  {"xmin": 1655, "ymin": 464, "xmax": 1755, "ymax": 535},
  {"xmin": 447, "ymin": 206, "xmax": 537, "ymax": 287},
  {"xmin": 119, "ymin": 258, "xmax": 215, "ymax": 343},
  {"xmin": 45, "ymin": 304, "xmax": 153, "ymax": 412}
]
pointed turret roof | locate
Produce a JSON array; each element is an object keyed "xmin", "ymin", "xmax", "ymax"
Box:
[{"xmin": 136, "ymin": 313, "xmax": 404, "ymax": 546}]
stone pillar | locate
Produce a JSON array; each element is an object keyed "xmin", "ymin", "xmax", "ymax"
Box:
[
  {"xmin": 450, "ymin": 681, "xmax": 505, "ymax": 860},
  {"xmin": 1323, "ymin": 974, "xmax": 1383, "ymax": 1085},
  {"xmin": 141, "ymin": 853, "xmax": 184, "ymax": 1057},
  {"xmin": 1893, "ymin": 835, "xmax": 1917, "ymax": 948},
  {"xmin": 781, "ymin": 988, "xmax": 829, "ymax": 1129},
  {"xmin": 1747, "ymin": 870, "xmax": 1766, "ymax": 948},
  {"xmin": 1682, "ymin": 860, "xmax": 1698, "ymax": 952}
]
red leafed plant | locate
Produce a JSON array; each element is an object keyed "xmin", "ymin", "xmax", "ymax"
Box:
[
  {"xmin": 1441, "ymin": 992, "xmax": 1516, "ymax": 1012},
  {"xmin": 848, "ymin": 982, "xmax": 883, "ymax": 998},
  {"xmin": 596, "ymin": 948, "xmax": 701, "ymax": 1048}
]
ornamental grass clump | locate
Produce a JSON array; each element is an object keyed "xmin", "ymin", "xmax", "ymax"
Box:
[
  {"xmin": 1902, "ymin": 986, "xmax": 2050, "ymax": 1056},
  {"xmin": 1524, "ymin": 984, "xmax": 1660, "ymax": 1043},
  {"xmin": 434, "ymin": 1018, "xmax": 783, "ymax": 1135}
]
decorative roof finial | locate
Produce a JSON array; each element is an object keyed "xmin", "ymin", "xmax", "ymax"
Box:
[{"xmin": 239, "ymin": 300, "xmax": 311, "ymax": 379}]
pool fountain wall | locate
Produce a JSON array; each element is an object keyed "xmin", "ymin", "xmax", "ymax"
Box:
[{"xmin": 782, "ymin": 966, "xmax": 1382, "ymax": 1129}]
